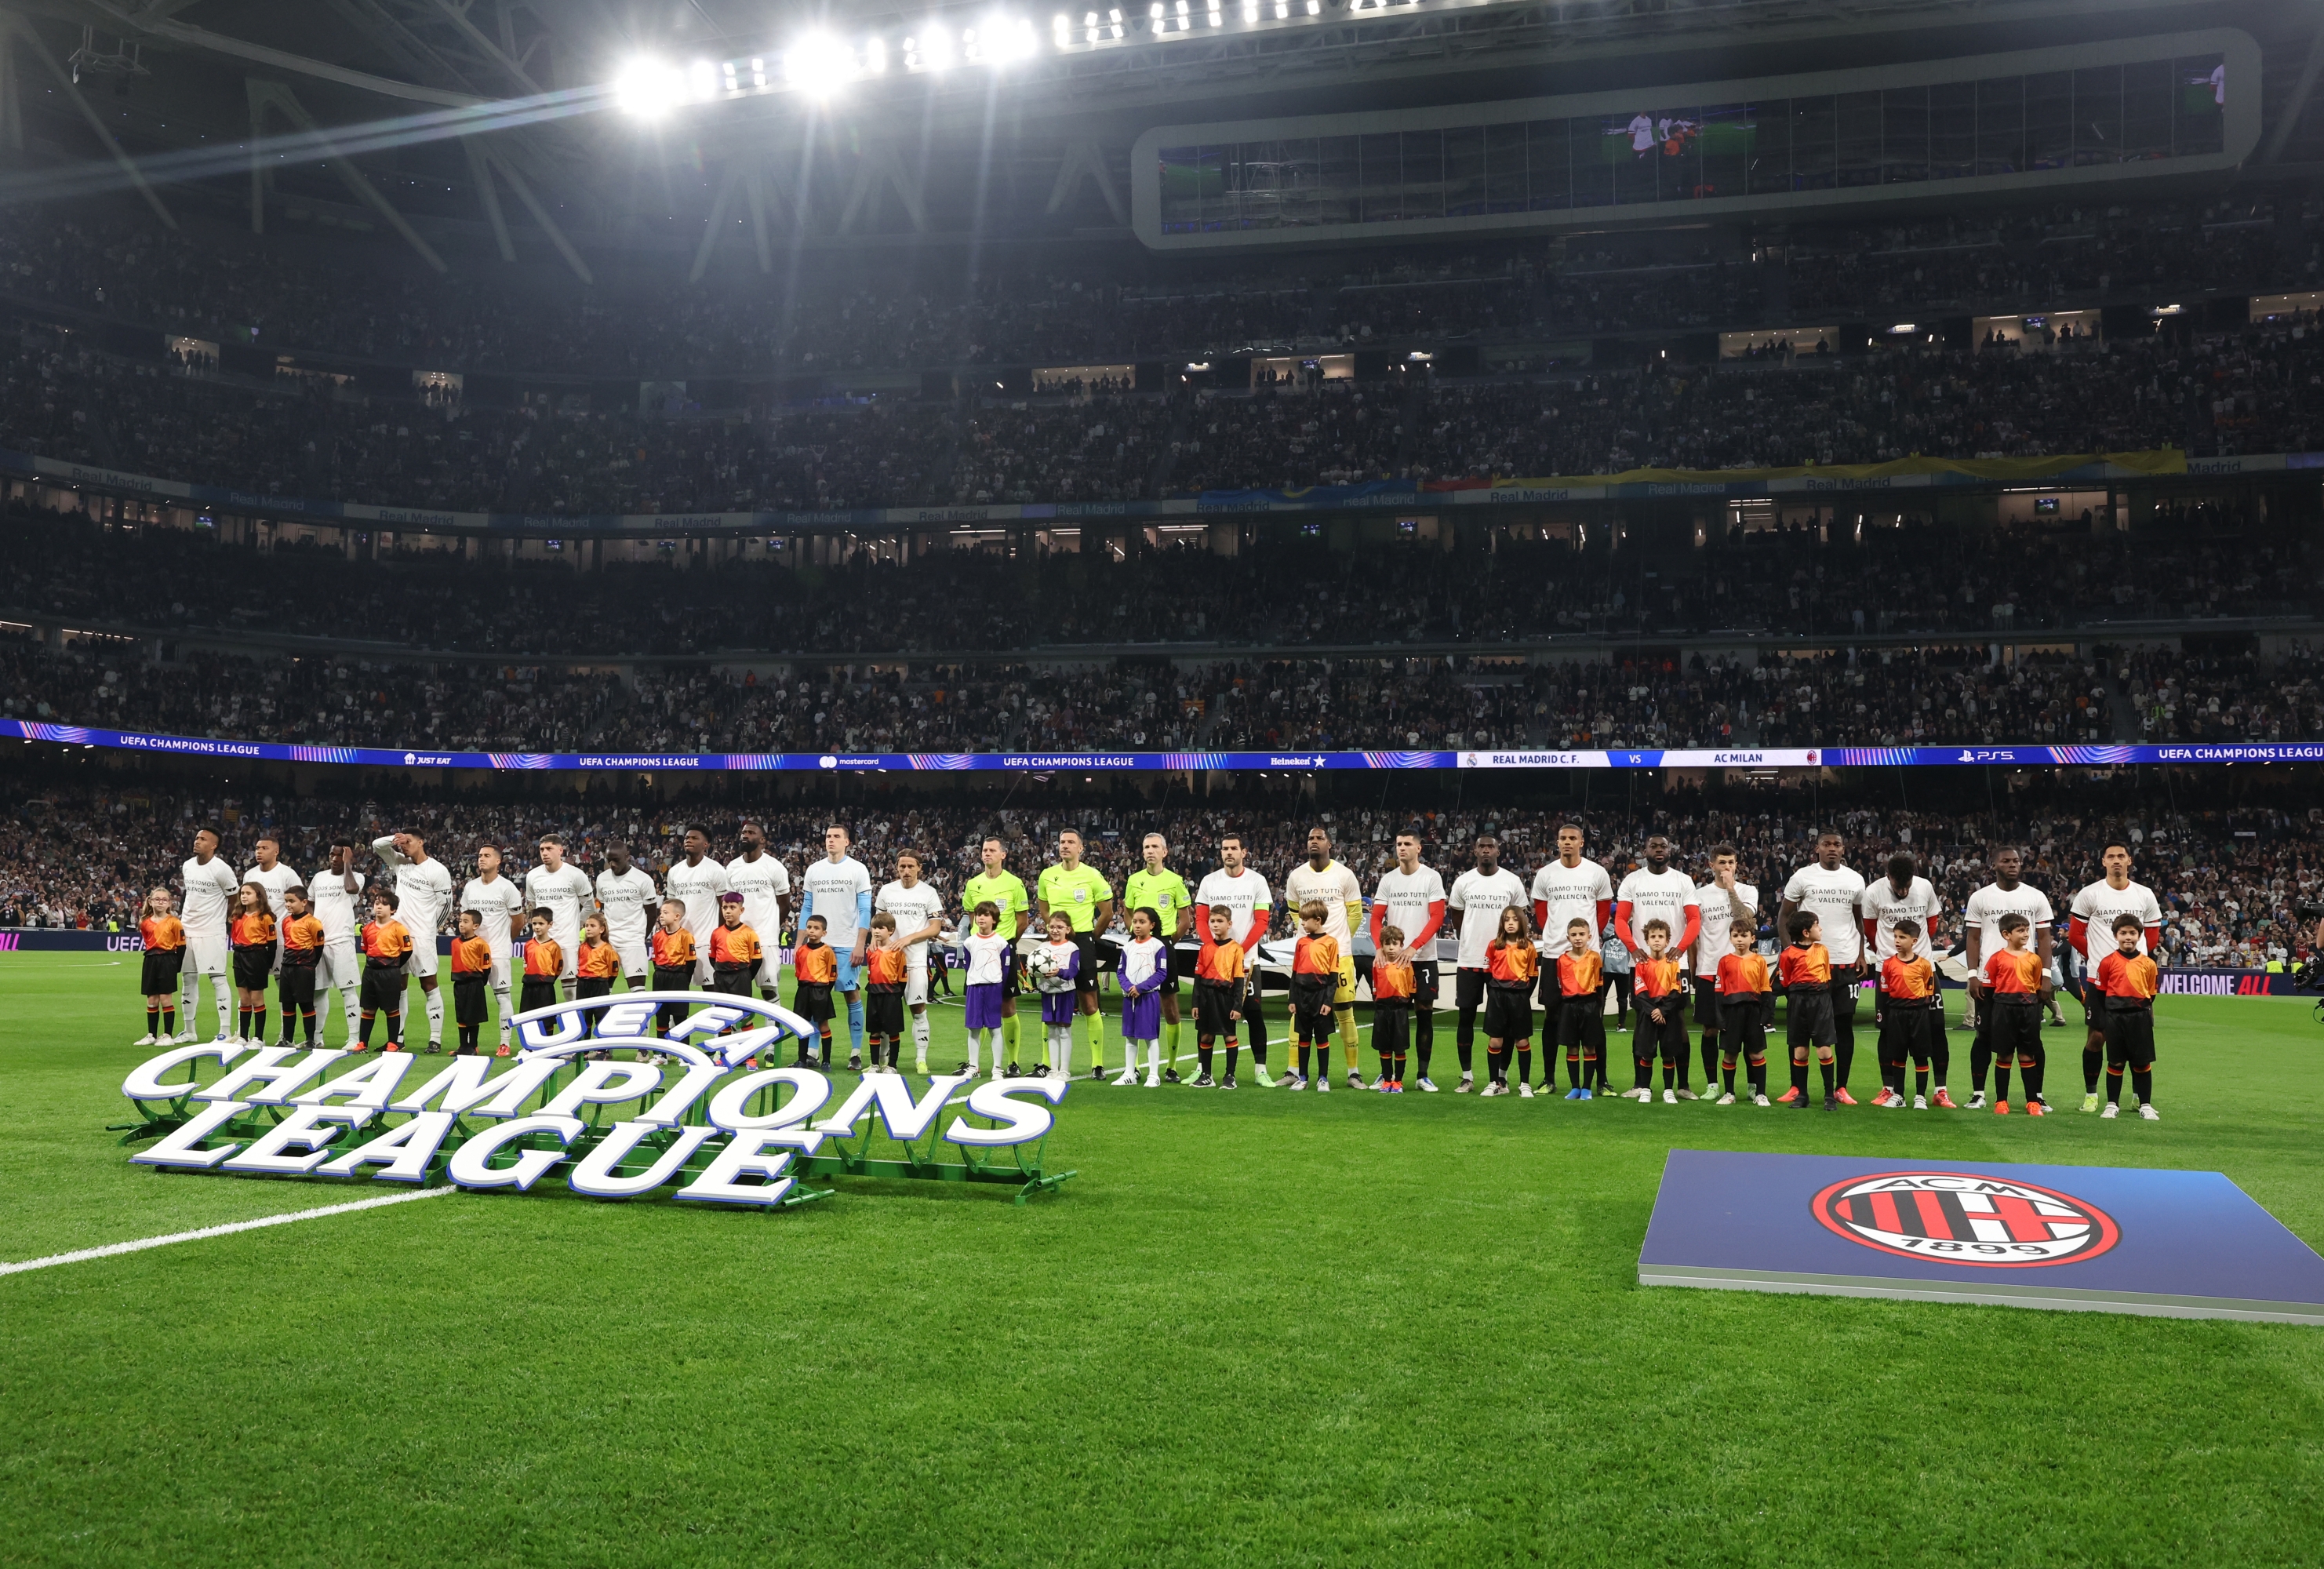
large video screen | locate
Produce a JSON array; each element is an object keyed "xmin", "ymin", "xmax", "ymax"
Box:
[{"xmin": 1151, "ymin": 45, "xmax": 2231, "ymax": 237}]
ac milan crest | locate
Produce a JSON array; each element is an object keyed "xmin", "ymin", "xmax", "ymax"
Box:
[{"xmin": 1809, "ymin": 1171, "xmax": 2121, "ymax": 1268}]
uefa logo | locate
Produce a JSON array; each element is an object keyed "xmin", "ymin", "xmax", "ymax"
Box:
[{"xmin": 1809, "ymin": 1171, "xmax": 2122, "ymax": 1268}]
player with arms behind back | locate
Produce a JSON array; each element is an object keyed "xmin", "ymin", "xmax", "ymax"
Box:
[
  {"xmin": 1875, "ymin": 919, "xmax": 1947, "ymax": 1109},
  {"xmin": 1779, "ymin": 829, "xmax": 1868, "ymax": 1104},
  {"xmin": 1193, "ymin": 833, "xmax": 1274, "ymax": 1087},
  {"xmin": 1962, "ymin": 846, "xmax": 2056, "ymax": 1110},
  {"xmin": 1973, "ymin": 911, "xmax": 2051, "ymax": 1115},
  {"xmin": 1614, "ymin": 835, "xmax": 1700, "ymax": 1099},
  {"xmin": 1689, "ymin": 844, "xmax": 1758, "ymax": 1100},
  {"xmin": 2068, "ymin": 843, "xmax": 2162, "ymax": 1114},
  {"xmin": 1284, "ymin": 827, "xmax": 1366, "ymax": 1090},
  {"xmin": 1448, "ymin": 832, "xmax": 1528, "ymax": 1095},
  {"xmin": 1372, "ymin": 831, "xmax": 1446, "ymax": 1091}
]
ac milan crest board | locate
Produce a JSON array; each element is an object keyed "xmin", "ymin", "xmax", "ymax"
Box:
[{"xmin": 1638, "ymin": 1150, "xmax": 2324, "ymax": 1324}]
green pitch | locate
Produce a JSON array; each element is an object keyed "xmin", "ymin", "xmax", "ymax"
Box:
[{"xmin": 5, "ymin": 952, "xmax": 2324, "ymax": 1566}]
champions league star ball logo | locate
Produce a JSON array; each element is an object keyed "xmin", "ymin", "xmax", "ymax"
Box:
[
  {"xmin": 1810, "ymin": 1171, "xmax": 2122, "ymax": 1267},
  {"xmin": 118, "ymin": 993, "xmax": 1073, "ymax": 1207}
]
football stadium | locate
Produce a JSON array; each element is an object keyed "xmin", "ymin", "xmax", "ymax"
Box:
[{"xmin": 4, "ymin": 0, "xmax": 2324, "ymax": 1559}]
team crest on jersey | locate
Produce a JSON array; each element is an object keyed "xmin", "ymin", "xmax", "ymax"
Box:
[{"xmin": 1809, "ymin": 1171, "xmax": 2120, "ymax": 1267}]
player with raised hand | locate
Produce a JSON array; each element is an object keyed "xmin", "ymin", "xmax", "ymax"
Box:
[
  {"xmin": 1283, "ymin": 825, "xmax": 1366, "ymax": 1090},
  {"xmin": 1689, "ymin": 843, "xmax": 1757, "ymax": 1100},
  {"xmin": 875, "ymin": 849, "xmax": 947, "ymax": 1074},
  {"xmin": 1122, "ymin": 832, "xmax": 1194, "ymax": 1082},
  {"xmin": 178, "ymin": 827, "xmax": 240, "ymax": 1043},
  {"xmin": 460, "ymin": 843, "xmax": 527, "ymax": 1052},
  {"xmin": 308, "ymin": 839, "xmax": 365, "ymax": 1047},
  {"xmin": 373, "ymin": 828, "xmax": 454, "ymax": 1052},
  {"xmin": 962, "ymin": 835, "xmax": 1034, "ymax": 1076},
  {"xmin": 726, "ymin": 820, "xmax": 794, "ymax": 1004},
  {"xmin": 1613, "ymin": 833, "xmax": 1700, "ymax": 1098},
  {"xmin": 663, "ymin": 826, "xmax": 730, "ymax": 985},
  {"xmin": 801, "ymin": 824, "xmax": 875, "ymax": 1070},
  {"xmin": 595, "ymin": 840, "xmax": 660, "ymax": 995},
  {"xmin": 1372, "ymin": 830, "xmax": 1446, "ymax": 1090},
  {"xmin": 1962, "ymin": 845, "xmax": 2057, "ymax": 1110},
  {"xmin": 1447, "ymin": 831, "xmax": 1528, "ymax": 1095},
  {"xmin": 1194, "ymin": 832, "xmax": 1275, "ymax": 1087},
  {"xmin": 1779, "ymin": 828, "xmax": 1869, "ymax": 1104},
  {"xmin": 1037, "ymin": 829, "xmax": 1116, "ymax": 1079},
  {"xmin": 2068, "ymin": 843, "xmax": 2163, "ymax": 1113}
]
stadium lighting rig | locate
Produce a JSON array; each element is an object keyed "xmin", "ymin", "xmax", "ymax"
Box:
[{"xmin": 609, "ymin": 0, "xmax": 1488, "ymax": 115}]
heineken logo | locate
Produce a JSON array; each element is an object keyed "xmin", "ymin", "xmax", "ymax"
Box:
[{"xmin": 120, "ymin": 993, "xmax": 1071, "ymax": 1209}]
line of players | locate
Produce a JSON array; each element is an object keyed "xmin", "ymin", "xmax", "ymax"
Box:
[{"xmin": 129, "ymin": 818, "xmax": 2167, "ymax": 1117}]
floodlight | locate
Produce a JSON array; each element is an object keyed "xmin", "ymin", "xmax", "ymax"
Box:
[
  {"xmin": 784, "ymin": 33, "xmax": 860, "ymax": 94},
  {"xmin": 612, "ymin": 58, "xmax": 688, "ymax": 118}
]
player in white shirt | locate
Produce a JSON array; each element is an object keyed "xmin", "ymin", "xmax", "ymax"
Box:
[
  {"xmin": 459, "ymin": 843, "xmax": 529, "ymax": 1050},
  {"xmin": 663, "ymin": 825, "xmax": 731, "ymax": 985},
  {"xmin": 1780, "ymin": 828, "xmax": 1871, "ymax": 1102},
  {"xmin": 1689, "ymin": 843, "xmax": 1758, "ymax": 1095},
  {"xmin": 177, "ymin": 826, "xmax": 242, "ymax": 1043},
  {"xmin": 243, "ymin": 835, "xmax": 300, "ymax": 979},
  {"xmin": 594, "ymin": 840, "xmax": 659, "ymax": 986},
  {"xmin": 1530, "ymin": 824, "xmax": 1614, "ymax": 954},
  {"xmin": 373, "ymin": 828, "xmax": 455, "ymax": 1050},
  {"xmin": 1192, "ymin": 833, "xmax": 1275, "ymax": 1086},
  {"xmin": 1613, "ymin": 834, "xmax": 1702, "ymax": 1094},
  {"xmin": 1858, "ymin": 851, "xmax": 1945, "ymax": 1104},
  {"xmin": 1372, "ymin": 832, "xmax": 1447, "ymax": 1090},
  {"xmin": 1446, "ymin": 831, "xmax": 1529, "ymax": 1094},
  {"xmin": 799, "ymin": 824, "xmax": 875, "ymax": 1065},
  {"xmin": 307, "ymin": 839, "xmax": 366, "ymax": 1046},
  {"xmin": 522, "ymin": 834, "xmax": 598, "ymax": 985},
  {"xmin": 1859, "ymin": 853, "xmax": 1944, "ymax": 967},
  {"xmin": 875, "ymin": 849, "xmax": 948, "ymax": 1072},
  {"xmin": 726, "ymin": 820, "xmax": 795, "ymax": 999},
  {"xmin": 2068, "ymin": 843, "xmax": 2164, "ymax": 1111},
  {"xmin": 1283, "ymin": 826, "xmax": 1367, "ymax": 1088},
  {"xmin": 1960, "ymin": 845, "xmax": 2057, "ymax": 1109}
]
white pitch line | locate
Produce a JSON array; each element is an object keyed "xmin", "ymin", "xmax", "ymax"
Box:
[{"xmin": 0, "ymin": 1186, "xmax": 456, "ymax": 1276}]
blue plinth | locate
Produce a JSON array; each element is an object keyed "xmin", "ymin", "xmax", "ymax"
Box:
[{"xmin": 1639, "ymin": 1149, "xmax": 2324, "ymax": 1323}]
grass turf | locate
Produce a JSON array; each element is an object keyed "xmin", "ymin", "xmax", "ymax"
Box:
[{"xmin": 5, "ymin": 951, "xmax": 2324, "ymax": 1566}]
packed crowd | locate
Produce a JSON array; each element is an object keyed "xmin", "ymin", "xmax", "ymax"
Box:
[
  {"xmin": 3, "ymin": 508, "xmax": 2315, "ymax": 662},
  {"xmin": 7, "ymin": 615, "xmax": 2322, "ymax": 755},
  {"xmin": 5, "ymin": 195, "xmax": 2308, "ymax": 380},
  {"xmin": 1784, "ymin": 202, "xmax": 2305, "ymax": 318},
  {"xmin": 12, "ymin": 321, "xmax": 2324, "ymax": 518},
  {"xmin": 9, "ymin": 784, "xmax": 2313, "ymax": 971}
]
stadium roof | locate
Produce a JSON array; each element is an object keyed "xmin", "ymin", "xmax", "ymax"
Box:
[{"xmin": 0, "ymin": 0, "xmax": 2307, "ymax": 263}]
